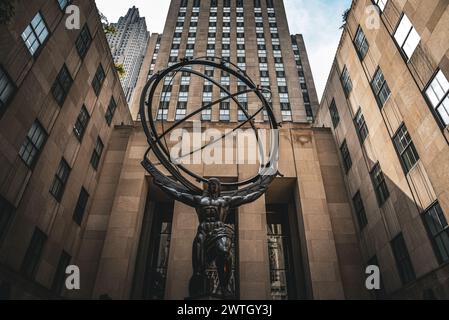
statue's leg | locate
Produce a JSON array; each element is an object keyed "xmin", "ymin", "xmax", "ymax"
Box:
[
  {"xmin": 189, "ymin": 226, "xmax": 208, "ymax": 297},
  {"xmin": 215, "ymin": 235, "xmax": 233, "ymax": 297},
  {"xmin": 192, "ymin": 228, "xmax": 206, "ymax": 276}
]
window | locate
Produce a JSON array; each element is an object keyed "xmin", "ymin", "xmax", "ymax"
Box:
[
  {"xmin": 19, "ymin": 121, "xmax": 48, "ymax": 168},
  {"xmin": 340, "ymin": 140, "xmax": 352, "ymax": 173},
  {"xmin": 91, "ymin": 137, "xmax": 104, "ymax": 170},
  {"xmin": 202, "ymin": 106, "xmax": 212, "ymax": 121},
  {"xmin": 353, "ymin": 191, "xmax": 368, "ymax": 230},
  {"xmin": 0, "ymin": 67, "xmax": 15, "ymax": 113},
  {"xmin": 92, "ymin": 64, "xmax": 105, "ymax": 96},
  {"xmin": 175, "ymin": 102, "xmax": 187, "ymax": 120},
  {"xmin": 371, "ymin": 67, "xmax": 391, "ymax": 108},
  {"xmin": 105, "ymin": 97, "xmax": 117, "ymax": 126},
  {"xmin": 394, "ymin": 14, "xmax": 420, "ymax": 60},
  {"xmin": 144, "ymin": 203, "xmax": 174, "ymax": 299},
  {"xmin": 391, "ymin": 233, "xmax": 416, "ymax": 285},
  {"xmin": 21, "ymin": 228, "xmax": 47, "ymax": 278},
  {"xmin": 340, "ymin": 66, "xmax": 353, "ymax": 96},
  {"xmin": 58, "ymin": 0, "xmax": 71, "ymax": 10},
  {"xmin": 423, "ymin": 202, "xmax": 449, "ymax": 264},
  {"xmin": 373, "ymin": 0, "xmax": 388, "ymax": 12},
  {"xmin": 73, "ymin": 105, "xmax": 90, "ymax": 141},
  {"xmin": 220, "ymin": 102, "xmax": 230, "ymax": 122},
  {"xmin": 52, "ymin": 251, "xmax": 71, "ymax": 295},
  {"xmin": 393, "ymin": 124, "xmax": 419, "ymax": 173},
  {"xmin": 329, "ymin": 99, "xmax": 340, "ymax": 129},
  {"xmin": 425, "ymin": 70, "xmax": 449, "ymax": 127},
  {"xmin": 73, "ymin": 188, "xmax": 89, "ymax": 225},
  {"xmin": 75, "ymin": 24, "xmax": 92, "ymax": 59},
  {"xmin": 52, "ymin": 65, "xmax": 73, "ymax": 106},
  {"xmin": 370, "ymin": 163, "xmax": 390, "ymax": 206},
  {"xmin": 0, "ymin": 195, "xmax": 14, "ymax": 241},
  {"xmin": 266, "ymin": 205, "xmax": 295, "ymax": 300},
  {"xmin": 354, "ymin": 27, "xmax": 369, "ymax": 59},
  {"xmin": 21, "ymin": 12, "xmax": 49, "ymax": 56},
  {"xmin": 157, "ymin": 102, "xmax": 169, "ymax": 121},
  {"xmin": 354, "ymin": 108, "xmax": 369, "ymax": 144},
  {"xmin": 50, "ymin": 159, "xmax": 71, "ymax": 202}
]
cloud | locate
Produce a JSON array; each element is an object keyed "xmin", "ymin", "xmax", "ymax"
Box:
[{"xmin": 284, "ymin": 0, "xmax": 352, "ymax": 100}]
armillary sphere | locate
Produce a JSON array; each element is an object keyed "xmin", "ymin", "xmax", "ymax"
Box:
[{"xmin": 139, "ymin": 56, "xmax": 281, "ymax": 196}]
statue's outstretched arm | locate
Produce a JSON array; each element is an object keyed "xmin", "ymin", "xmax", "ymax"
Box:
[
  {"xmin": 229, "ymin": 185, "xmax": 268, "ymax": 208},
  {"xmin": 158, "ymin": 184, "xmax": 198, "ymax": 206}
]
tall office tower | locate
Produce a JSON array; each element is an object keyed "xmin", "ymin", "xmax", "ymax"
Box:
[
  {"xmin": 0, "ymin": 0, "xmax": 132, "ymax": 299},
  {"xmin": 316, "ymin": 0, "xmax": 449, "ymax": 299},
  {"xmin": 107, "ymin": 0, "xmax": 367, "ymax": 301},
  {"xmin": 106, "ymin": 6, "xmax": 149, "ymax": 103}
]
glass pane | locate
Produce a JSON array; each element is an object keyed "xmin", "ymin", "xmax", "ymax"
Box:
[
  {"xmin": 403, "ymin": 28, "xmax": 420, "ymax": 59},
  {"xmin": 437, "ymin": 97, "xmax": 449, "ymax": 125},
  {"xmin": 394, "ymin": 15, "xmax": 412, "ymax": 47}
]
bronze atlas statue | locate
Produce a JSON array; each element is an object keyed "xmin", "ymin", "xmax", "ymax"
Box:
[{"xmin": 139, "ymin": 57, "xmax": 280, "ymax": 299}]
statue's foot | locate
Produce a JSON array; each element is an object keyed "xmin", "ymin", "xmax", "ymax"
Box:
[{"xmin": 189, "ymin": 274, "xmax": 210, "ymax": 298}]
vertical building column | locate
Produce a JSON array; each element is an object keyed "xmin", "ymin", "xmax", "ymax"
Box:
[
  {"xmin": 92, "ymin": 130, "xmax": 149, "ymax": 299},
  {"xmin": 238, "ymin": 164, "xmax": 271, "ymax": 300},
  {"xmin": 164, "ymin": 201, "xmax": 198, "ymax": 300},
  {"xmin": 291, "ymin": 129, "xmax": 345, "ymax": 299}
]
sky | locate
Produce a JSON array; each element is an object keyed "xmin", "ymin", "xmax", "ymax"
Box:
[{"xmin": 95, "ymin": 0, "xmax": 352, "ymax": 100}]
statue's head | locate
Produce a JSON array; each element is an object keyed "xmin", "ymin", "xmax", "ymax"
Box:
[{"xmin": 207, "ymin": 178, "xmax": 221, "ymax": 199}]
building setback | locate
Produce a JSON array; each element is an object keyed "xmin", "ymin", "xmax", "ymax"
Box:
[
  {"xmin": 106, "ymin": 6, "xmax": 150, "ymax": 103},
  {"xmin": 315, "ymin": 0, "xmax": 449, "ymax": 299}
]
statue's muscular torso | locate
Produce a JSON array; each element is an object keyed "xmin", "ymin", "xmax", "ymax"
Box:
[{"xmin": 195, "ymin": 196, "xmax": 231, "ymax": 225}]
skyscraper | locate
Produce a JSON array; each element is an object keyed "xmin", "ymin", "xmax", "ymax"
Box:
[
  {"xmin": 106, "ymin": 6, "xmax": 149, "ymax": 103},
  {"xmin": 97, "ymin": 0, "xmax": 366, "ymax": 300}
]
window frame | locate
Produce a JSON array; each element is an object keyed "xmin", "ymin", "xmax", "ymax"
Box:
[
  {"xmin": 0, "ymin": 66, "xmax": 16, "ymax": 117},
  {"xmin": 51, "ymin": 64, "xmax": 73, "ymax": 107},
  {"xmin": 391, "ymin": 233, "xmax": 416, "ymax": 285},
  {"xmin": 371, "ymin": 67, "xmax": 391, "ymax": 108},
  {"xmin": 392, "ymin": 124, "xmax": 420, "ymax": 174},
  {"xmin": 353, "ymin": 191, "xmax": 368, "ymax": 230},
  {"xmin": 0, "ymin": 195, "xmax": 15, "ymax": 244},
  {"xmin": 19, "ymin": 120, "xmax": 48, "ymax": 168},
  {"xmin": 21, "ymin": 12, "xmax": 50, "ymax": 57},
  {"xmin": 50, "ymin": 158, "xmax": 71, "ymax": 202},
  {"xmin": 73, "ymin": 187, "xmax": 89, "ymax": 225},
  {"xmin": 21, "ymin": 228, "xmax": 47, "ymax": 279},
  {"xmin": 90, "ymin": 137, "xmax": 104, "ymax": 171},
  {"xmin": 424, "ymin": 69, "xmax": 449, "ymax": 128},
  {"xmin": 354, "ymin": 26, "xmax": 369, "ymax": 60},
  {"xmin": 393, "ymin": 13, "xmax": 421, "ymax": 61},
  {"xmin": 340, "ymin": 66, "xmax": 353, "ymax": 97},
  {"xmin": 422, "ymin": 202, "xmax": 449, "ymax": 265},
  {"xmin": 329, "ymin": 99, "xmax": 340, "ymax": 129},
  {"xmin": 57, "ymin": 0, "xmax": 71, "ymax": 10},
  {"xmin": 73, "ymin": 105, "xmax": 90, "ymax": 142},
  {"xmin": 340, "ymin": 140, "xmax": 353, "ymax": 174},
  {"xmin": 370, "ymin": 162, "xmax": 390, "ymax": 207},
  {"xmin": 353, "ymin": 107, "xmax": 369, "ymax": 144},
  {"xmin": 75, "ymin": 24, "xmax": 92, "ymax": 59},
  {"xmin": 92, "ymin": 64, "xmax": 106, "ymax": 96},
  {"xmin": 105, "ymin": 97, "xmax": 117, "ymax": 126}
]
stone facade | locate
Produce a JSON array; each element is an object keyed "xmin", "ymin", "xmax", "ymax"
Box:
[
  {"xmin": 0, "ymin": 0, "xmax": 132, "ymax": 299},
  {"xmin": 315, "ymin": 0, "xmax": 449, "ymax": 299}
]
